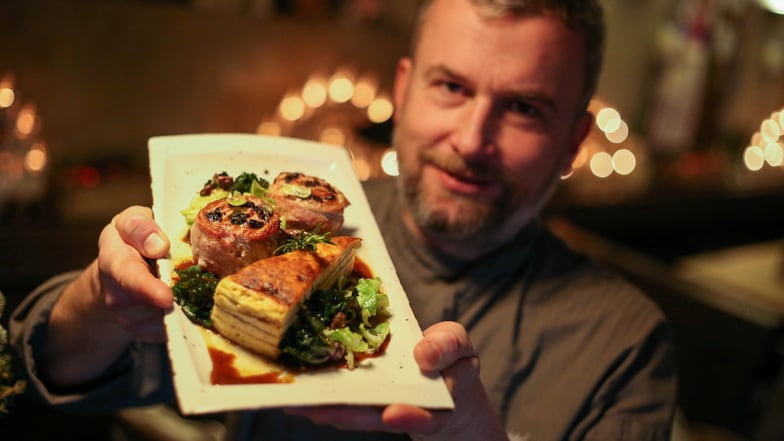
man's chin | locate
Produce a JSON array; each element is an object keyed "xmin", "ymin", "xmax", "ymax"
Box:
[
  {"xmin": 403, "ymin": 176, "xmax": 499, "ymax": 237},
  {"xmin": 416, "ymin": 206, "xmax": 495, "ymax": 240}
]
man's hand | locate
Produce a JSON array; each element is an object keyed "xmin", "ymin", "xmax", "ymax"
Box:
[
  {"xmin": 40, "ymin": 206, "xmax": 172, "ymax": 389},
  {"xmin": 98, "ymin": 205, "xmax": 173, "ymax": 342},
  {"xmin": 285, "ymin": 321, "xmax": 509, "ymax": 441}
]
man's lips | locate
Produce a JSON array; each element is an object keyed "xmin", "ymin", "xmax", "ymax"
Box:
[{"xmin": 435, "ymin": 167, "xmax": 502, "ymax": 198}]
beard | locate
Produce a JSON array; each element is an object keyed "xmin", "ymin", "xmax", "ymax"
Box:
[
  {"xmin": 394, "ymin": 137, "xmax": 563, "ymax": 248},
  {"xmin": 398, "ymin": 150, "xmax": 499, "ymax": 239}
]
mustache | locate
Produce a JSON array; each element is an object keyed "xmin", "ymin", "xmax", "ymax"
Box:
[{"xmin": 419, "ymin": 150, "xmax": 498, "ymax": 181}]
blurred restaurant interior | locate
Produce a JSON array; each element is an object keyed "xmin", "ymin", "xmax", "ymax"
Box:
[{"xmin": 0, "ymin": 0, "xmax": 783, "ymax": 439}]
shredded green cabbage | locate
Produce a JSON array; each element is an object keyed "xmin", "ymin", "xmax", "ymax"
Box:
[
  {"xmin": 281, "ymin": 276, "xmax": 391, "ymax": 369},
  {"xmin": 327, "ymin": 328, "xmax": 369, "ymax": 353},
  {"xmin": 357, "ymin": 277, "xmax": 389, "ymax": 326}
]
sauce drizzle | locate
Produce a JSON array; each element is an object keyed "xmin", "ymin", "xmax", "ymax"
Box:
[{"xmin": 209, "ymin": 347, "xmax": 294, "ymax": 385}]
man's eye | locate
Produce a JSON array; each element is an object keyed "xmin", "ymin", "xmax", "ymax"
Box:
[
  {"xmin": 508, "ymin": 101, "xmax": 539, "ymax": 118},
  {"xmin": 441, "ymin": 81, "xmax": 465, "ymax": 95}
]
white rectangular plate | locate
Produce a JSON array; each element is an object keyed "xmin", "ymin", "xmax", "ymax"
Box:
[{"xmin": 149, "ymin": 133, "xmax": 454, "ymax": 415}]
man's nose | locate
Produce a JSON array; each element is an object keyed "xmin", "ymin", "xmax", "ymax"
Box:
[{"xmin": 451, "ymin": 100, "xmax": 495, "ymax": 156}]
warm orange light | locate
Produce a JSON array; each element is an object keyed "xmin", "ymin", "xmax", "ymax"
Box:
[
  {"xmin": 328, "ymin": 76, "xmax": 354, "ymax": 103},
  {"xmin": 0, "ymin": 87, "xmax": 14, "ymax": 108},
  {"xmin": 319, "ymin": 127, "xmax": 345, "ymax": 146},
  {"xmin": 257, "ymin": 121, "xmax": 282, "ymax": 136},
  {"xmin": 16, "ymin": 106, "xmax": 37, "ymax": 136},
  {"xmin": 351, "ymin": 79, "xmax": 377, "ymax": 108},
  {"xmin": 367, "ymin": 97, "xmax": 394, "ymax": 123},
  {"xmin": 743, "ymin": 145, "xmax": 765, "ymax": 171},
  {"xmin": 280, "ymin": 96, "xmax": 305, "ymax": 121},
  {"xmin": 25, "ymin": 145, "xmax": 47, "ymax": 172},
  {"xmin": 606, "ymin": 121, "xmax": 629, "ymax": 144},
  {"xmin": 764, "ymin": 142, "xmax": 783, "ymax": 166},
  {"xmin": 590, "ymin": 151, "xmax": 613, "ymax": 178},
  {"xmin": 612, "ymin": 148, "xmax": 636, "ymax": 175},
  {"xmin": 353, "ymin": 157, "xmax": 371, "ymax": 181},
  {"xmin": 302, "ymin": 78, "xmax": 328, "ymax": 108},
  {"xmin": 761, "ymin": 118, "xmax": 781, "ymax": 143}
]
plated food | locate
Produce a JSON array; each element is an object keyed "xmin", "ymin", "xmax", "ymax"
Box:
[
  {"xmin": 172, "ymin": 170, "xmax": 389, "ymax": 370},
  {"xmin": 149, "ymin": 134, "xmax": 453, "ymax": 414}
]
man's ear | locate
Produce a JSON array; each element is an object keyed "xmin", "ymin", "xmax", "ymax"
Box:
[{"xmin": 393, "ymin": 57, "xmax": 413, "ymax": 123}]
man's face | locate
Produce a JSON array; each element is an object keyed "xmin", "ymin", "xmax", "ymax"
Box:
[{"xmin": 393, "ymin": 0, "xmax": 592, "ymax": 247}]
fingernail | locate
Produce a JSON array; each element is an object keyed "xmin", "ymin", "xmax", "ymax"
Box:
[{"xmin": 144, "ymin": 233, "xmax": 167, "ymax": 256}]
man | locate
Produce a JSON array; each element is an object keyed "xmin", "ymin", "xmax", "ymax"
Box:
[{"xmin": 12, "ymin": 0, "xmax": 677, "ymax": 439}]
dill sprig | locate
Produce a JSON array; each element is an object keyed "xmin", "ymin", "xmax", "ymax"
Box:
[{"xmin": 275, "ymin": 226, "xmax": 335, "ymax": 255}]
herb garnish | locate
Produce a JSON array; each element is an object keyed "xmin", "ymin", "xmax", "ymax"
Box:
[{"xmin": 274, "ymin": 226, "xmax": 334, "ymax": 255}]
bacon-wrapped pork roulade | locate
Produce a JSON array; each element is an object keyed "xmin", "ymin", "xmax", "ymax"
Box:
[
  {"xmin": 269, "ymin": 172, "xmax": 350, "ymax": 236},
  {"xmin": 190, "ymin": 195, "xmax": 280, "ymax": 277}
]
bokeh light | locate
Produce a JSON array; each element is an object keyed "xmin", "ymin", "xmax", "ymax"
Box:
[
  {"xmin": 353, "ymin": 157, "xmax": 371, "ymax": 181},
  {"xmin": 606, "ymin": 120, "xmax": 629, "ymax": 144},
  {"xmin": 743, "ymin": 145, "xmax": 766, "ymax": 171},
  {"xmin": 764, "ymin": 142, "xmax": 783, "ymax": 166},
  {"xmin": 302, "ymin": 78, "xmax": 328, "ymax": 108},
  {"xmin": 612, "ymin": 148, "xmax": 636, "ymax": 175},
  {"xmin": 596, "ymin": 107, "xmax": 621, "ymax": 133},
  {"xmin": 280, "ymin": 95, "xmax": 306, "ymax": 121},
  {"xmin": 15, "ymin": 105, "xmax": 37, "ymax": 137},
  {"xmin": 744, "ymin": 107, "xmax": 784, "ymax": 173},
  {"xmin": 257, "ymin": 121, "xmax": 282, "ymax": 136},
  {"xmin": 367, "ymin": 97, "xmax": 394, "ymax": 123},
  {"xmin": 758, "ymin": 0, "xmax": 784, "ymax": 15},
  {"xmin": 0, "ymin": 87, "xmax": 14, "ymax": 109},
  {"xmin": 328, "ymin": 75, "xmax": 354, "ymax": 103},
  {"xmin": 319, "ymin": 127, "xmax": 346, "ymax": 146},
  {"xmin": 351, "ymin": 79, "xmax": 377, "ymax": 108},
  {"xmin": 381, "ymin": 149, "xmax": 399, "ymax": 176},
  {"xmin": 25, "ymin": 144, "xmax": 47, "ymax": 172},
  {"xmin": 590, "ymin": 151, "xmax": 614, "ymax": 178}
]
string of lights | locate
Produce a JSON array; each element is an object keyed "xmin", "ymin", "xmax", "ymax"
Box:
[{"xmin": 0, "ymin": 74, "xmax": 49, "ymax": 210}]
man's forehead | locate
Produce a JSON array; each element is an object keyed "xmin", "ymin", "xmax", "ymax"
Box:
[{"xmin": 413, "ymin": 6, "xmax": 588, "ymax": 114}]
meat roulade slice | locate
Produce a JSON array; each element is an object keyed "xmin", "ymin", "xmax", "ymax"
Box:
[
  {"xmin": 189, "ymin": 195, "xmax": 280, "ymax": 278},
  {"xmin": 269, "ymin": 172, "xmax": 350, "ymax": 235}
]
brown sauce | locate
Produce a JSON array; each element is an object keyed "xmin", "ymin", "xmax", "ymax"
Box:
[
  {"xmin": 343, "ymin": 333, "xmax": 391, "ymax": 366},
  {"xmin": 208, "ymin": 347, "xmax": 294, "ymax": 385},
  {"xmin": 353, "ymin": 257, "xmax": 373, "ymax": 279},
  {"xmin": 175, "ymin": 259, "xmax": 196, "ymax": 271}
]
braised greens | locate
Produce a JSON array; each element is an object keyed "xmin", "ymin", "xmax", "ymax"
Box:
[
  {"xmin": 232, "ymin": 172, "xmax": 269, "ymax": 194},
  {"xmin": 172, "ymin": 265, "xmax": 218, "ymax": 327},
  {"xmin": 280, "ymin": 276, "xmax": 390, "ymax": 369}
]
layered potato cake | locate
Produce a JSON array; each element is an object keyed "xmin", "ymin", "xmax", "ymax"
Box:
[{"xmin": 211, "ymin": 236, "xmax": 362, "ymax": 359}]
